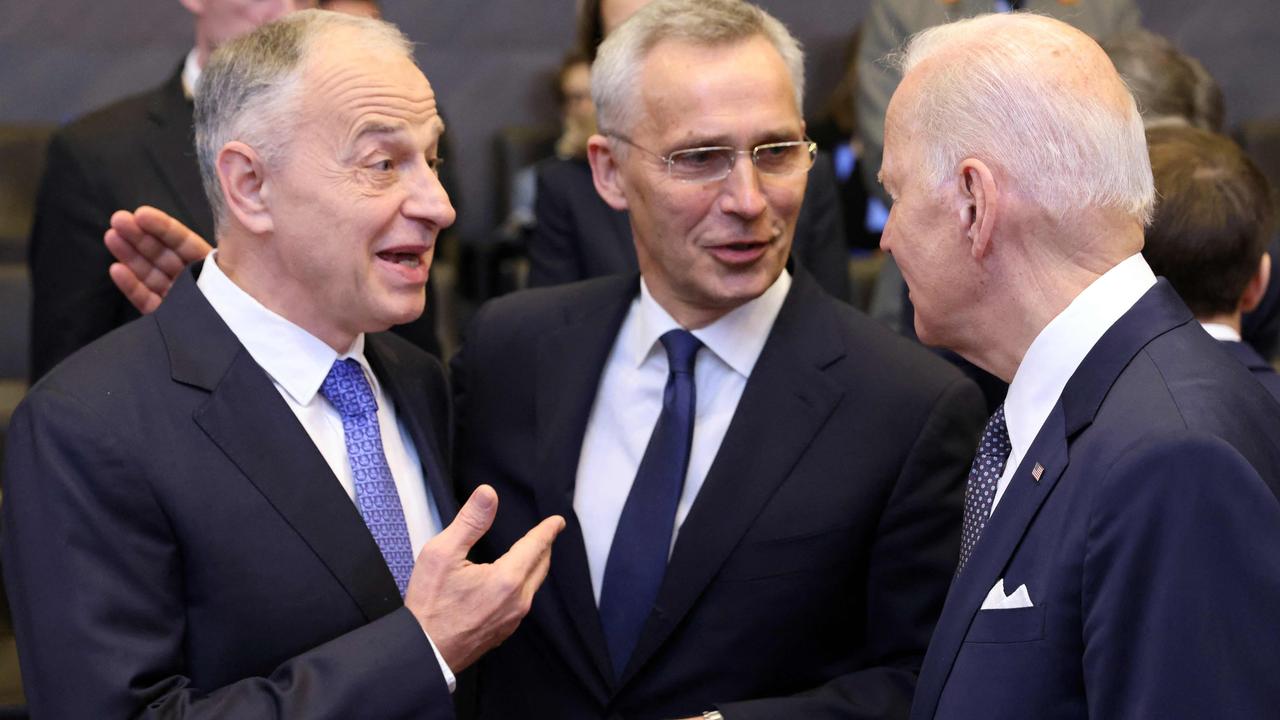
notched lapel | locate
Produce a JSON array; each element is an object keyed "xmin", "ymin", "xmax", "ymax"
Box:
[
  {"xmin": 532, "ymin": 281, "xmax": 636, "ymax": 697},
  {"xmin": 620, "ymin": 276, "xmax": 847, "ymax": 685},
  {"xmin": 912, "ymin": 406, "xmax": 1071, "ymax": 720}
]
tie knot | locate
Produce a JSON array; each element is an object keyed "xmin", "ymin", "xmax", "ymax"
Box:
[
  {"xmin": 982, "ymin": 404, "xmax": 1011, "ymax": 454},
  {"xmin": 660, "ymin": 329, "xmax": 702, "ymax": 375},
  {"xmin": 320, "ymin": 358, "xmax": 378, "ymax": 419}
]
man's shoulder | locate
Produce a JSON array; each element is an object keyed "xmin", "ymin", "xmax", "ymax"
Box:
[
  {"xmin": 51, "ymin": 75, "xmax": 175, "ymax": 160},
  {"xmin": 470, "ymin": 274, "xmax": 635, "ymax": 341}
]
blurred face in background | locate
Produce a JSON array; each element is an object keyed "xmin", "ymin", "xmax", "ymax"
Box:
[
  {"xmin": 600, "ymin": 0, "xmax": 652, "ymax": 35},
  {"xmin": 182, "ymin": 0, "xmax": 309, "ymax": 66}
]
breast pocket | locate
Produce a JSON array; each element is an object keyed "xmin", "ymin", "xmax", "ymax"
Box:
[{"xmin": 965, "ymin": 606, "xmax": 1046, "ymax": 644}]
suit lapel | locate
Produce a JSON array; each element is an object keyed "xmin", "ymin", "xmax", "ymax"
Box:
[
  {"xmin": 159, "ymin": 267, "xmax": 403, "ymax": 623},
  {"xmin": 532, "ymin": 276, "xmax": 637, "ymax": 698},
  {"xmin": 143, "ymin": 66, "xmax": 215, "ymax": 241},
  {"xmin": 365, "ymin": 336, "xmax": 458, "ymax": 524},
  {"xmin": 912, "ymin": 281, "xmax": 1195, "ymax": 719},
  {"xmin": 619, "ymin": 271, "xmax": 846, "ymax": 686}
]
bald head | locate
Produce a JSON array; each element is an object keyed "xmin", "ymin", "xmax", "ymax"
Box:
[{"xmin": 888, "ymin": 13, "xmax": 1154, "ymax": 225}]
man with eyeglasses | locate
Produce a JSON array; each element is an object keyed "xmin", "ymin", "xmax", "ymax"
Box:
[
  {"xmin": 100, "ymin": 1, "xmax": 986, "ymax": 717},
  {"xmin": 452, "ymin": 1, "xmax": 985, "ymax": 718}
]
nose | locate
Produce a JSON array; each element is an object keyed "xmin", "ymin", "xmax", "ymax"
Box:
[
  {"xmin": 403, "ymin": 162, "xmax": 457, "ymax": 230},
  {"xmin": 718, "ymin": 154, "xmax": 767, "ymax": 220}
]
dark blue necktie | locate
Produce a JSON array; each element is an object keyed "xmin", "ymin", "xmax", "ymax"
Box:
[
  {"xmin": 598, "ymin": 329, "xmax": 703, "ymax": 675},
  {"xmin": 958, "ymin": 404, "xmax": 1011, "ymax": 573},
  {"xmin": 320, "ymin": 358, "xmax": 415, "ymax": 596}
]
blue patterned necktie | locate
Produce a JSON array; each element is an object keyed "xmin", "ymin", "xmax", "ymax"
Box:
[
  {"xmin": 320, "ymin": 358, "xmax": 414, "ymax": 597},
  {"xmin": 958, "ymin": 404, "xmax": 1012, "ymax": 573},
  {"xmin": 598, "ymin": 329, "xmax": 703, "ymax": 676}
]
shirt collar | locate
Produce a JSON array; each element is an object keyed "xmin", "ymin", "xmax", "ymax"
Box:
[
  {"xmin": 182, "ymin": 47, "xmax": 201, "ymax": 100},
  {"xmin": 626, "ymin": 269, "xmax": 792, "ymax": 378},
  {"xmin": 196, "ymin": 251, "xmax": 373, "ymax": 406},
  {"xmin": 1004, "ymin": 253, "xmax": 1157, "ymax": 460},
  {"xmin": 1200, "ymin": 322, "xmax": 1242, "ymax": 342}
]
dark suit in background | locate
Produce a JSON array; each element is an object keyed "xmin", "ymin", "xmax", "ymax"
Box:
[
  {"xmin": 28, "ymin": 64, "xmax": 213, "ymax": 382},
  {"xmin": 1219, "ymin": 337, "xmax": 1280, "ymax": 402},
  {"xmin": 452, "ymin": 269, "xmax": 986, "ymax": 719},
  {"xmin": 2, "ymin": 268, "xmax": 457, "ymax": 718},
  {"xmin": 912, "ymin": 283, "xmax": 1280, "ymax": 720},
  {"xmin": 527, "ymin": 153, "xmax": 853, "ymax": 302}
]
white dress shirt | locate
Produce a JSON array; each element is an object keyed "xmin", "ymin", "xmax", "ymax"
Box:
[
  {"xmin": 197, "ymin": 252, "xmax": 454, "ymax": 689},
  {"xmin": 574, "ymin": 270, "xmax": 792, "ymax": 603},
  {"xmin": 181, "ymin": 48, "xmax": 200, "ymax": 99},
  {"xmin": 1200, "ymin": 322, "xmax": 1242, "ymax": 342},
  {"xmin": 993, "ymin": 254, "xmax": 1157, "ymax": 513}
]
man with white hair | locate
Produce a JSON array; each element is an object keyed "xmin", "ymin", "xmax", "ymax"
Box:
[
  {"xmin": 452, "ymin": 1, "xmax": 986, "ymax": 718},
  {"xmin": 876, "ymin": 13, "xmax": 1280, "ymax": 718},
  {"xmin": 3, "ymin": 11, "xmax": 563, "ymax": 717}
]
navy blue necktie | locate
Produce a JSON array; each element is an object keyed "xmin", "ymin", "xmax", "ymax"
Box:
[
  {"xmin": 320, "ymin": 358, "xmax": 415, "ymax": 596},
  {"xmin": 958, "ymin": 404, "xmax": 1011, "ymax": 573},
  {"xmin": 598, "ymin": 329, "xmax": 703, "ymax": 675}
]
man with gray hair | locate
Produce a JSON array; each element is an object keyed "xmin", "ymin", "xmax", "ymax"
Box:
[
  {"xmin": 875, "ymin": 13, "xmax": 1280, "ymax": 719},
  {"xmin": 2, "ymin": 10, "xmax": 563, "ymax": 717},
  {"xmin": 452, "ymin": 0, "xmax": 985, "ymax": 718}
]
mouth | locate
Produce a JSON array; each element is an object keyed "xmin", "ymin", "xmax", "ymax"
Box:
[
  {"xmin": 705, "ymin": 237, "xmax": 773, "ymax": 265},
  {"xmin": 374, "ymin": 245, "xmax": 432, "ymax": 283}
]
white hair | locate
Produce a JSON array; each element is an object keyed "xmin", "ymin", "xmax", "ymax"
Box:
[
  {"xmin": 591, "ymin": 0, "xmax": 805, "ymax": 135},
  {"xmin": 195, "ymin": 9, "xmax": 414, "ymax": 229},
  {"xmin": 893, "ymin": 13, "xmax": 1155, "ymax": 225}
]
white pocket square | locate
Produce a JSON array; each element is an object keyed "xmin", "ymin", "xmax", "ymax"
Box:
[{"xmin": 980, "ymin": 578, "xmax": 1034, "ymax": 610}]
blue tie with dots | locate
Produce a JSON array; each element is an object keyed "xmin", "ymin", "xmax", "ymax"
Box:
[
  {"xmin": 958, "ymin": 404, "xmax": 1012, "ymax": 573},
  {"xmin": 599, "ymin": 329, "xmax": 703, "ymax": 676},
  {"xmin": 320, "ymin": 358, "xmax": 414, "ymax": 597}
]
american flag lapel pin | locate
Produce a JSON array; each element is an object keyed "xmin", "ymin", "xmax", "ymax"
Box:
[{"xmin": 1031, "ymin": 463, "xmax": 1045, "ymax": 482}]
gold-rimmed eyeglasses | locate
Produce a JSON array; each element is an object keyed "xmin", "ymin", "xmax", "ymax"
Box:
[{"xmin": 606, "ymin": 133, "xmax": 817, "ymax": 183}]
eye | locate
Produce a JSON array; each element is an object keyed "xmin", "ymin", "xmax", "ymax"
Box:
[{"xmin": 371, "ymin": 159, "xmax": 394, "ymax": 172}]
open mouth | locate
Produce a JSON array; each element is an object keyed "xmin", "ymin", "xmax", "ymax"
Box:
[{"xmin": 375, "ymin": 250, "xmax": 424, "ymax": 268}]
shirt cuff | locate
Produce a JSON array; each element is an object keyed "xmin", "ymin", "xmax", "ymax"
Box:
[{"xmin": 424, "ymin": 630, "xmax": 457, "ymax": 693}]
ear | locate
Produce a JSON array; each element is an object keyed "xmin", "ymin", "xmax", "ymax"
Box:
[
  {"xmin": 1240, "ymin": 251, "xmax": 1271, "ymax": 313},
  {"xmin": 216, "ymin": 141, "xmax": 274, "ymax": 236},
  {"xmin": 178, "ymin": 0, "xmax": 205, "ymax": 15},
  {"xmin": 586, "ymin": 134, "xmax": 630, "ymax": 211},
  {"xmin": 957, "ymin": 158, "xmax": 998, "ymax": 260}
]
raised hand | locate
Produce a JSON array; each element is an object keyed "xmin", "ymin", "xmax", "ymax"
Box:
[
  {"xmin": 104, "ymin": 206, "xmax": 212, "ymax": 314},
  {"xmin": 405, "ymin": 485, "xmax": 565, "ymax": 672}
]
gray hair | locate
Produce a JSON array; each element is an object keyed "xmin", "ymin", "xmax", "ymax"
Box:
[
  {"xmin": 894, "ymin": 13, "xmax": 1155, "ymax": 225},
  {"xmin": 591, "ymin": 0, "xmax": 805, "ymax": 135},
  {"xmin": 195, "ymin": 9, "xmax": 413, "ymax": 229},
  {"xmin": 1102, "ymin": 29, "xmax": 1225, "ymax": 133}
]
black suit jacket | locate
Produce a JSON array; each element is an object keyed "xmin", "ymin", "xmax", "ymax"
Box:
[
  {"xmin": 28, "ymin": 64, "xmax": 214, "ymax": 382},
  {"xmin": 27, "ymin": 63, "xmax": 440, "ymax": 381},
  {"xmin": 451, "ymin": 269, "xmax": 986, "ymax": 719},
  {"xmin": 2, "ymin": 266, "xmax": 457, "ymax": 718},
  {"xmin": 913, "ymin": 282, "xmax": 1280, "ymax": 719},
  {"xmin": 527, "ymin": 155, "xmax": 853, "ymax": 302}
]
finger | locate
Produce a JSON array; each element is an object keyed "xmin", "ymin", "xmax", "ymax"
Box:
[
  {"xmin": 105, "ymin": 227, "xmax": 181, "ymax": 298},
  {"xmin": 494, "ymin": 515, "xmax": 565, "ymax": 581},
  {"xmin": 108, "ymin": 262, "xmax": 163, "ymax": 315},
  {"xmin": 134, "ymin": 205, "xmax": 213, "ymax": 265},
  {"xmin": 109, "ymin": 211, "xmax": 188, "ymax": 282},
  {"xmin": 431, "ymin": 485, "xmax": 500, "ymax": 557}
]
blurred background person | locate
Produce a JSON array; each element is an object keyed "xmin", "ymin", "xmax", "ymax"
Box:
[{"xmin": 1142, "ymin": 125, "xmax": 1280, "ymax": 399}]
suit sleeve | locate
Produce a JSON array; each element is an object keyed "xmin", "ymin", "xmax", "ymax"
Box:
[
  {"xmin": 1081, "ymin": 432, "xmax": 1280, "ymax": 718},
  {"xmin": 716, "ymin": 374, "xmax": 986, "ymax": 720},
  {"xmin": 526, "ymin": 164, "xmax": 587, "ymax": 288},
  {"xmin": 0, "ymin": 388, "xmax": 454, "ymax": 720},
  {"xmin": 793, "ymin": 152, "xmax": 851, "ymax": 302},
  {"xmin": 27, "ymin": 131, "xmax": 133, "ymax": 382}
]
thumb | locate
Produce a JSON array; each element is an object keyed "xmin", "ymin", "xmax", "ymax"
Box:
[{"xmin": 436, "ymin": 485, "xmax": 499, "ymax": 556}]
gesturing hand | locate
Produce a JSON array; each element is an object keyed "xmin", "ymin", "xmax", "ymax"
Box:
[
  {"xmin": 405, "ymin": 485, "xmax": 565, "ymax": 672},
  {"xmin": 104, "ymin": 205, "xmax": 212, "ymax": 314}
]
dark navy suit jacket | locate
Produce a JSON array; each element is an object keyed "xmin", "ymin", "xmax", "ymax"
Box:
[
  {"xmin": 1219, "ymin": 338, "xmax": 1280, "ymax": 404},
  {"xmin": 912, "ymin": 281, "xmax": 1280, "ymax": 720},
  {"xmin": 2, "ymin": 266, "xmax": 457, "ymax": 718},
  {"xmin": 451, "ymin": 268, "xmax": 986, "ymax": 719}
]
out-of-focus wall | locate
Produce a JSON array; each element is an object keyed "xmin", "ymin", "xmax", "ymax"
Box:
[{"xmin": 2, "ymin": 0, "xmax": 1275, "ymax": 244}]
